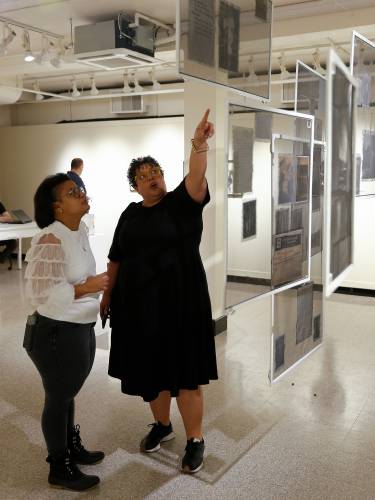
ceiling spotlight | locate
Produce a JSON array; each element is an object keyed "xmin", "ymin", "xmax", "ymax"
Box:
[
  {"xmin": 149, "ymin": 68, "xmax": 161, "ymax": 91},
  {"xmin": 312, "ymin": 49, "xmax": 325, "ymax": 75},
  {"xmin": 50, "ymin": 39, "xmax": 64, "ymax": 68},
  {"xmin": 22, "ymin": 30, "xmax": 35, "ymax": 62},
  {"xmin": 32, "ymin": 81, "xmax": 44, "ymax": 101},
  {"xmin": 247, "ymin": 56, "xmax": 259, "ymax": 85},
  {"xmin": 131, "ymin": 71, "xmax": 142, "ymax": 93},
  {"xmin": 122, "ymin": 72, "xmax": 131, "ymax": 92},
  {"xmin": 35, "ymin": 35, "xmax": 50, "ymax": 65},
  {"xmin": 71, "ymin": 77, "xmax": 80, "ymax": 97},
  {"xmin": 90, "ymin": 76, "xmax": 99, "ymax": 96},
  {"xmin": 278, "ymin": 52, "xmax": 291, "ymax": 80},
  {"xmin": 0, "ymin": 23, "xmax": 16, "ymax": 55}
]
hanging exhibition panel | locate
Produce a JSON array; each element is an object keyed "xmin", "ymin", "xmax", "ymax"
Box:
[
  {"xmin": 351, "ymin": 32, "xmax": 375, "ymax": 197},
  {"xmin": 226, "ymin": 102, "xmax": 314, "ymax": 308},
  {"xmin": 271, "ymin": 281, "xmax": 322, "ymax": 382},
  {"xmin": 324, "ymin": 49, "xmax": 357, "ymax": 297},
  {"xmin": 295, "ymin": 61, "xmax": 326, "ymax": 143},
  {"xmin": 177, "ymin": 0, "xmax": 273, "ymax": 100}
]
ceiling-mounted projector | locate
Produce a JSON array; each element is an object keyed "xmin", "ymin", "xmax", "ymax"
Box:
[{"xmin": 74, "ymin": 16, "xmax": 160, "ymax": 70}]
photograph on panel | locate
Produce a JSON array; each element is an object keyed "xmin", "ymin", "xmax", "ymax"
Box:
[
  {"xmin": 295, "ymin": 61, "xmax": 326, "ymax": 142},
  {"xmin": 179, "ymin": 0, "xmax": 273, "ymax": 99},
  {"xmin": 272, "ymin": 281, "xmax": 322, "ymax": 382},
  {"xmin": 242, "ymin": 199, "xmax": 256, "ymax": 240},
  {"xmin": 271, "ymin": 230, "xmax": 303, "ymax": 287}
]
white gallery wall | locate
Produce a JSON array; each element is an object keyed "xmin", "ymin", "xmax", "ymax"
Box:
[{"xmin": 0, "ymin": 116, "xmax": 184, "ymax": 274}]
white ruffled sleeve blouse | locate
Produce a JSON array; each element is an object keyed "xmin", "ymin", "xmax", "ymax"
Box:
[{"xmin": 25, "ymin": 220, "xmax": 100, "ymax": 324}]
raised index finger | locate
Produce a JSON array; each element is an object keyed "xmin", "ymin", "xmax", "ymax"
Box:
[{"xmin": 199, "ymin": 108, "xmax": 210, "ymax": 126}]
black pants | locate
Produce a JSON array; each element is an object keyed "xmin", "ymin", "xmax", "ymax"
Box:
[
  {"xmin": 0, "ymin": 239, "xmax": 16, "ymax": 261},
  {"xmin": 25, "ymin": 314, "xmax": 96, "ymax": 456}
]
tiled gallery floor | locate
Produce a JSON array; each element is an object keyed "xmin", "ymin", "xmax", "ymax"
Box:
[{"xmin": 1, "ymin": 264, "xmax": 375, "ymax": 499}]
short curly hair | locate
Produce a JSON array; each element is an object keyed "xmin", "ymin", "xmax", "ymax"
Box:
[{"xmin": 127, "ymin": 156, "xmax": 163, "ymax": 189}]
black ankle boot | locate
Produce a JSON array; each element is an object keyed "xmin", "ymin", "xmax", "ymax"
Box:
[
  {"xmin": 68, "ymin": 424, "xmax": 105, "ymax": 465},
  {"xmin": 46, "ymin": 451, "xmax": 100, "ymax": 491}
]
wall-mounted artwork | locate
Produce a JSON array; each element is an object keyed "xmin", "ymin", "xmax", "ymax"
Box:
[
  {"xmin": 362, "ymin": 130, "xmax": 375, "ymax": 180},
  {"xmin": 232, "ymin": 126, "xmax": 254, "ymax": 195},
  {"xmin": 272, "ymin": 229, "xmax": 303, "ymax": 287},
  {"xmin": 296, "ymin": 282, "xmax": 313, "ymax": 344},
  {"xmin": 278, "ymin": 154, "xmax": 296, "ymax": 204},
  {"xmin": 242, "ymin": 199, "xmax": 256, "ymax": 240}
]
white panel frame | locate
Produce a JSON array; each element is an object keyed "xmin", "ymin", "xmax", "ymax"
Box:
[
  {"xmin": 226, "ymin": 100, "xmax": 314, "ymax": 309},
  {"xmin": 324, "ymin": 49, "xmax": 357, "ymax": 298},
  {"xmin": 176, "ymin": 0, "xmax": 273, "ymax": 103}
]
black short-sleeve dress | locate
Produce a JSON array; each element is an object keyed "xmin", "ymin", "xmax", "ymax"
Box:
[{"xmin": 108, "ymin": 178, "xmax": 218, "ymax": 402}]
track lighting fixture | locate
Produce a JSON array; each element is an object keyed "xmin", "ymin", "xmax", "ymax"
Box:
[
  {"xmin": 312, "ymin": 49, "xmax": 325, "ymax": 75},
  {"xmin": 0, "ymin": 23, "xmax": 16, "ymax": 55},
  {"xmin": 149, "ymin": 68, "xmax": 161, "ymax": 90},
  {"xmin": 278, "ymin": 52, "xmax": 291, "ymax": 80},
  {"xmin": 90, "ymin": 75, "xmax": 99, "ymax": 96},
  {"xmin": 131, "ymin": 71, "xmax": 142, "ymax": 92},
  {"xmin": 22, "ymin": 30, "xmax": 34, "ymax": 62},
  {"xmin": 247, "ymin": 56, "xmax": 259, "ymax": 85},
  {"xmin": 123, "ymin": 72, "xmax": 131, "ymax": 92},
  {"xmin": 35, "ymin": 35, "xmax": 50, "ymax": 65},
  {"xmin": 71, "ymin": 77, "xmax": 80, "ymax": 97},
  {"xmin": 50, "ymin": 39, "xmax": 64, "ymax": 68},
  {"xmin": 32, "ymin": 80, "xmax": 44, "ymax": 101}
]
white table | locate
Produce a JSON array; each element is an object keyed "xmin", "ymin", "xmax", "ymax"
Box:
[{"xmin": 0, "ymin": 222, "xmax": 39, "ymax": 269}]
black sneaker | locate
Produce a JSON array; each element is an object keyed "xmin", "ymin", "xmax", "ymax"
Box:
[
  {"xmin": 140, "ymin": 421, "xmax": 175, "ymax": 453},
  {"xmin": 181, "ymin": 438, "xmax": 205, "ymax": 474}
]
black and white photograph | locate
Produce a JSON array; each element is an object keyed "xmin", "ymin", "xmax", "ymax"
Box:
[
  {"xmin": 255, "ymin": 112, "xmax": 273, "ymax": 141},
  {"xmin": 278, "ymin": 153, "xmax": 296, "ymax": 204},
  {"xmin": 276, "ymin": 207, "xmax": 290, "ymax": 234},
  {"xmin": 272, "ymin": 229, "xmax": 303, "ymax": 287},
  {"xmin": 232, "ymin": 126, "xmax": 254, "ymax": 194},
  {"xmin": 242, "ymin": 199, "xmax": 256, "ymax": 240},
  {"xmin": 296, "ymin": 282, "xmax": 313, "ymax": 345},
  {"xmin": 296, "ymin": 156, "xmax": 310, "ymax": 203},
  {"xmin": 218, "ymin": 0, "xmax": 240, "ymax": 73},
  {"xmin": 188, "ymin": 0, "xmax": 216, "ymax": 67}
]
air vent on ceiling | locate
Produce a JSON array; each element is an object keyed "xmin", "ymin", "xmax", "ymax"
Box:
[
  {"xmin": 74, "ymin": 19, "xmax": 160, "ymax": 71},
  {"xmin": 111, "ymin": 95, "xmax": 144, "ymax": 114}
]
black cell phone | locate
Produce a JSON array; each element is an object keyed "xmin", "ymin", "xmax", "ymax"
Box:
[{"xmin": 101, "ymin": 311, "xmax": 109, "ymax": 329}]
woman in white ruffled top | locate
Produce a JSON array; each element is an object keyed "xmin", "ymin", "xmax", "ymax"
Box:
[{"xmin": 24, "ymin": 173, "xmax": 108, "ymax": 492}]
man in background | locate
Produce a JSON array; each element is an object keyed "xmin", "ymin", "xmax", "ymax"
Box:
[
  {"xmin": 0, "ymin": 202, "xmax": 17, "ymax": 263},
  {"xmin": 67, "ymin": 158, "xmax": 87, "ymax": 193}
]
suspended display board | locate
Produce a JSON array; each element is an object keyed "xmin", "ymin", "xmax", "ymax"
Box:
[
  {"xmin": 177, "ymin": 0, "xmax": 273, "ymax": 101},
  {"xmin": 324, "ymin": 49, "xmax": 357, "ymax": 297}
]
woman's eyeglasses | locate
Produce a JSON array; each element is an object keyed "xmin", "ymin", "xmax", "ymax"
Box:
[
  {"xmin": 135, "ymin": 166, "xmax": 163, "ymax": 183},
  {"xmin": 61, "ymin": 186, "xmax": 86, "ymax": 199}
]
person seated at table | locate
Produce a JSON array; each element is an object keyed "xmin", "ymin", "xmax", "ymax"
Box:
[{"xmin": 0, "ymin": 201, "xmax": 17, "ymax": 263}]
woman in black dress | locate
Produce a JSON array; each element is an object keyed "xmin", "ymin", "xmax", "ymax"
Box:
[{"xmin": 100, "ymin": 110, "xmax": 218, "ymax": 473}]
